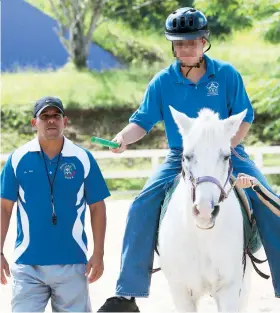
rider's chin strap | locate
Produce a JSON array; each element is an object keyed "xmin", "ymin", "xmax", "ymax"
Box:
[{"xmin": 172, "ymin": 37, "xmax": 212, "ymax": 78}]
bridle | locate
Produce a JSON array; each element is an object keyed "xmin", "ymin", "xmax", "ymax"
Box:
[{"xmin": 181, "ymin": 156, "xmax": 235, "ymax": 209}]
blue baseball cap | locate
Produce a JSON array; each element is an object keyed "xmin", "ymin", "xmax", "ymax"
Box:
[{"xmin": 34, "ymin": 96, "xmax": 65, "ymax": 117}]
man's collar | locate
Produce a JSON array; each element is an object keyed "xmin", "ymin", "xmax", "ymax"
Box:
[{"xmin": 28, "ymin": 136, "xmax": 75, "ymax": 156}]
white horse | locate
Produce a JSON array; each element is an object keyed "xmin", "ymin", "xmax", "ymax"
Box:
[{"xmin": 158, "ymin": 107, "xmax": 252, "ymax": 312}]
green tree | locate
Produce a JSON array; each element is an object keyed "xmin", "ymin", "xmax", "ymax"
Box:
[
  {"xmin": 194, "ymin": 0, "xmax": 253, "ymax": 37},
  {"xmin": 46, "ymin": 0, "xmax": 188, "ymax": 69},
  {"xmin": 48, "ymin": 0, "xmax": 107, "ymax": 69},
  {"xmin": 103, "ymin": 0, "xmax": 194, "ymax": 32},
  {"xmin": 251, "ymin": 0, "xmax": 280, "ymax": 44},
  {"xmin": 263, "ymin": 12, "xmax": 280, "ymax": 44},
  {"xmin": 194, "ymin": 0, "xmax": 280, "ymax": 41},
  {"xmin": 252, "ymin": 79, "xmax": 280, "ymax": 143}
]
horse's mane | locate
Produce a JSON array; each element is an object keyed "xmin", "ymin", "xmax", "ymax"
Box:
[
  {"xmin": 198, "ymin": 108, "xmax": 220, "ymax": 122},
  {"xmin": 186, "ymin": 108, "xmax": 225, "ymax": 145}
]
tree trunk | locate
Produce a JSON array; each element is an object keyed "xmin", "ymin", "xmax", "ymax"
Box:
[{"xmin": 70, "ymin": 19, "xmax": 87, "ymax": 69}]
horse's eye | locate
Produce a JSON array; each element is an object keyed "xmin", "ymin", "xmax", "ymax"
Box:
[
  {"xmin": 224, "ymin": 155, "xmax": 230, "ymax": 161},
  {"xmin": 184, "ymin": 155, "xmax": 192, "ymax": 161}
]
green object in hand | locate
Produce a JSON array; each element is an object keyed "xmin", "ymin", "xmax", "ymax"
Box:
[{"xmin": 90, "ymin": 136, "xmax": 120, "ymax": 149}]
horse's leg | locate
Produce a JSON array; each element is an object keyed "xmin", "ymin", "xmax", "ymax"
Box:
[
  {"xmin": 215, "ymin": 282, "xmax": 242, "ymax": 312},
  {"xmin": 238, "ymin": 256, "xmax": 252, "ymax": 311},
  {"xmin": 168, "ymin": 282, "xmax": 197, "ymax": 312}
]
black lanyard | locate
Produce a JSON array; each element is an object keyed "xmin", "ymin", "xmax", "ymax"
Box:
[{"xmin": 41, "ymin": 143, "xmax": 63, "ymax": 225}]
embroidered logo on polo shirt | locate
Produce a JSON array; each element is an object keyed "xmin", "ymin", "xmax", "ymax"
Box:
[
  {"xmin": 206, "ymin": 81, "xmax": 219, "ymax": 96},
  {"xmin": 60, "ymin": 163, "xmax": 76, "ymax": 179}
]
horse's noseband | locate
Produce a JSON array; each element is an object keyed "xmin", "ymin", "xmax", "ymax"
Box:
[{"xmin": 182, "ymin": 158, "xmax": 233, "ymax": 205}]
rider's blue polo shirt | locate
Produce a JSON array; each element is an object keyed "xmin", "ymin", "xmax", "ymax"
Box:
[
  {"xmin": 129, "ymin": 54, "xmax": 254, "ymax": 152},
  {"xmin": 1, "ymin": 137, "xmax": 110, "ymax": 265}
]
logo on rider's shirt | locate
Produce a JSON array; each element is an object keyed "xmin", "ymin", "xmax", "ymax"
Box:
[
  {"xmin": 60, "ymin": 163, "xmax": 76, "ymax": 179},
  {"xmin": 206, "ymin": 81, "xmax": 219, "ymax": 96}
]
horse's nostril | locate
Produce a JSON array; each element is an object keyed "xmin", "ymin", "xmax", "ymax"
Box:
[
  {"xmin": 212, "ymin": 205, "xmax": 220, "ymax": 218},
  {"xmin": 193, "ymin": 205, "xmax": 199, "ymax": 216}
]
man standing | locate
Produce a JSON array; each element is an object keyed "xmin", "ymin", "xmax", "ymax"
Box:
[{"xmin": 1, "ymin": 96, "xmax": 110, "ymax": 312}]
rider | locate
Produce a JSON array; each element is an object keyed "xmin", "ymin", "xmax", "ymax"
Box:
[{"xmin": 98, "ymin": 7, "xmax": 280, "ymax": 312}]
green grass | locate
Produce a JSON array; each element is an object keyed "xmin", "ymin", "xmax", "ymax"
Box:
[
  {"xmin": 1, "ymin": 65, "xmax": 154, "ymax": 110},
  {"xmin": 93, "ymin": 20, "xmax": 168, "ymax": 64},
  {"xmin": 0, "ymin": 131, "xmax": 34, "ymax": 154},
  {"xmin": 209, "ymin": 30, "xmax": 280, "ymax": 77}
]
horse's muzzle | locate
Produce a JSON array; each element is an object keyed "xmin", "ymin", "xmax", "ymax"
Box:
[{"xmin": 193, "ymin": 204, "xmax": 220, "ymax": 230}]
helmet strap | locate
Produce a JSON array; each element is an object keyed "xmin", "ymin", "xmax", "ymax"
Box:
[
  {"xmin": 181, "ymin": 57, "xmax": 204, "ymax": 77},
  {"xmin": 172, "ymin": 37, "xmax": 212, "ymax": 77},
  {"xmin": 203, "ymin": 36, "xmax": 212, "ymax": 53}
]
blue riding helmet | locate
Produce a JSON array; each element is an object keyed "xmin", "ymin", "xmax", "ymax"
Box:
[{"xmin": 165, "ymin": 7, "xmax": 210, "ymax": 41}]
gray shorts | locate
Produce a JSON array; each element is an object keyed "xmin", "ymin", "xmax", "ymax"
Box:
[{"xmin": 11, "ymin": 263, "xmax": 92, "ymax": 312}]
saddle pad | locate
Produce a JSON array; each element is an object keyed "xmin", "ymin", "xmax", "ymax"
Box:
[
  {"xmin": 158, "ymin": 175, "xmax": 262, "ymax": 254},
  {"xmin": 251, "ymin": 177, "xmax": 280, "ymax": 217}
]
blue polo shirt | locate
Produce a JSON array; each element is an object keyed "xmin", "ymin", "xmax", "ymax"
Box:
[
  {"xmin": 1, "ymin": 137, "xmax": 110, "ymax": 265},
  {"xmin": 129, "ymin": 54, "xmax": 254, "ymax": 153}
]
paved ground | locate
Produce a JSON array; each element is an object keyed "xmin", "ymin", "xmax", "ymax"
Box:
[{"xmin": 1, "ymin": 199, "xmax": 279, "ymax": 312}]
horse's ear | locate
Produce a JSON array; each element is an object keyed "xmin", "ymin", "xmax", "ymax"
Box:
[
  {"xmin": 169, "ymin": 106, "xmax": 194, "ymax": 135},
  {"xmin": 224, "ymin": 109, "xmax": 247, "ymax": 138}
]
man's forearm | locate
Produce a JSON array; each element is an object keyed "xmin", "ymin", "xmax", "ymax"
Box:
[
  {"xmin": 120, "ymin": 123, "xmax": 147, "ymax": 145},
  {"xmin": 89, "ymin": 201, "xmax": 106, "ymax": 255},
  {"xmin": 231, "ymin": 122, "xmax": 251, "ymax": 148},
  {"xmin": 1, "ymin": 205, "xmax": 13, "ymax": 252}
]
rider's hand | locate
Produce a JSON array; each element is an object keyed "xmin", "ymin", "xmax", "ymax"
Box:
[
  {"xmin": 110, "ymin": 133, "xmax": 127, "ymax": 154},
  {"xmin": 236, "ymin": 175, "xmax": 253, "ymax": 189},
  {"xmin": 1, "ymin": 254, "xmax": 10, "ymax": 285}
]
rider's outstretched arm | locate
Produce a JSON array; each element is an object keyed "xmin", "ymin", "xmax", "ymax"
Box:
[{"xmin": 119, "ymin": 123, "xmax": 147, "ymax": 145}]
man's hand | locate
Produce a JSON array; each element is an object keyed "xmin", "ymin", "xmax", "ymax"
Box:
[
  {"xmin": 85, "ymin": 252, "xmax": 104, "ymax": 283},
  {"xmin": 236, "ymin": 174, "xmax": 254, "ymax": 189},
  {"xmin": 110, "ymin": 133, "xmax": 127, "ymax": 154},
  {"xmin": 1, "ymin": 254, "xmax": 10, "ymax": 285}
]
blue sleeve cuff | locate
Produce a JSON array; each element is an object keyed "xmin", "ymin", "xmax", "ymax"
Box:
[
  {"xmin": 128, "ymin": 118, "xmax": 152, "ymax": 133},
  {"xmin": 243, "ymin": 114, "xmax": 254, "ymax": 124},
  {"xmin": 87, "ymin": 190, "xmax": 111, "ymax": 206},
  {"xmin": 0, "ymin": 193, "xmax": 17, "ymax": 202}
]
